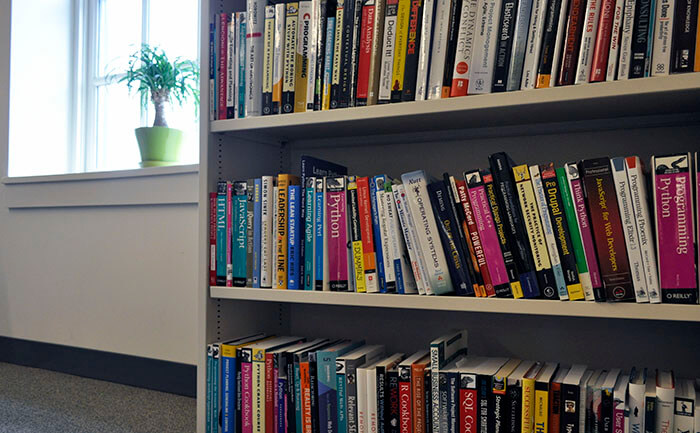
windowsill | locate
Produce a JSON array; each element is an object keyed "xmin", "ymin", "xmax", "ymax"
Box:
[{"xmin": 2, "ymin": 163, "xmax": 199, "ymax": 185}]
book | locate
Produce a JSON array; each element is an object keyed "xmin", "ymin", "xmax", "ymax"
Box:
[
  {"xmin": 227, "ymin": 14, "xmax": 237, "ymax": 119},
  {"xmin": 283, "ymin": 2, "xmax": 299, "ymax": 113},
  {"xmin": 370, "ymin": 176, "xmax": 388, "ymax": 291},
  {"xmin": 254, "ymin": 179, "xmax": 262, "ymax": 288},
  {"xmin": 219, "ymin": 13, "xmax": 230, "ymax": 120},
  {"xmin": 530, "ymin": 165, "xmax": 569, "ymax": 300},
  {"xmin": 521, "ymin": 0, "xmax": 549, "ymax": 89},
  {"xmin": 315, "ymin": 178, "xmax": 330, "ymax": 291},
  {"xmin": 613, "ymin": 372, "xmax": 629, "ymax": 433},
  {"xmin": 441, "ymin": 0, "xmax": 464, "ymax": 98},
  {"xmin": 339, "ymin": 345, "xmax": 386, "ymax": 433},
  {"xmin": 628, "ymin": 0, "xmax": 654, "ymax": 78},
  {"xmin": 338, "ymin": 0, "xmax": 358, "ymax": 107},
  {"xmin": 611, "ymin": 157, "xmax": 649, "ymax": 302},
  {"xmin": 378, "ymin": 0, "xmax": 399, "ymax": 103},
  {"xmin": 560, "ymin": 365, "xmax": 589, "ymax": 433},
  {"xmin": 581, "ymin": 158, "xmax": 635, "ymax": 301},
  {"xmin": 355, "ymin": 0, "xmax": 377, "ymax": 106},
  {"xmin": 392, "ymin": 0, "xmax": 412, "ymax": 102},
  {"xmin": 506, "ymin": 361, "xmax": 537, "ymax": 433},
  {"xmin": 628, "ymin": 368, "xmax": 647, "ymax": 433},
  {"xmin": 468, "ymin": 0, "xmax": 503, "ymax": 93},
  {"xmin": 322, "ymin": 13, "xmax": 336, "ymax": 109},
  {"xmin": 359, "ymin": 359, "xmax": 380, "ymax": 433},
  {"xmin": 211, "ymin": 192, "xmax": 218, "ymax": 286},
  {"xmin": 427, "ymin": 0, "xmax": 455, "ymax": 99},
  {"xmin": 589, "ymin": 0, "xmax": 617, "ymax": 82},
  {"xmin": 557, "ymin": 0, "xmax": 586, "ymax": 85},
  {"xmin": 430, "ymin": 330, "xmax": 468, "ymax": 433},
  {"xmin": 444, "ymin": 175, "xmax": 481, "ymax": 296},
  {"xmin": 652, "ymin": 153, "xmax": 698, "ymax": 304},
  {"xmin": 263, "ymin": 6, "xmax": 276, "ymax": 115},
  {"xmin": 237, "ymin": 13, "xmax": 248, "ymax": 117},
  {"xmin": 451, "ymin": 0, "xmax": 478, "ymax": 95},
  {"xmin": 376, "ymin": 354, "xmax": 405, "ymax": 433},
  {"xmin": 674, "ymin": 380, "xmax": 695, "ymax": 433},
  {"xmin": 617, "ymin": 0, "xmax": 637, "ymax": 79},
  {"xmin": 671, "ymin": 0, "xmax": 698, "ymax": 72},
  {"xmin": 330, "ymin": 0, "xmax": 345, "ymax": 109},
  {"xmin": 574, "ymin": 0, "xmax": 601, "ymax": 84},
  {"xmin": 209, "ymin": 22, "xmax": 217, "ymax": 121},
  {"xmin": 535, "ymin": 0, "xmax": 567, "ymax": 87},
  {"xmin": 604, "ymin": 0, "xmax": 625, "ymax": 80},
  {"xmin": 347, "ymin": 176, "xmax": 367, "ymax": 293},
  {"xmin": 656, "ymin": 371, "xmax": 675, "ymax": 433},
  {"xmin": 288, "ymin": 185, "xmax": 302, "ymax": 289},
  {"xmin": 394, "ymin": 183, "xmax": 428, "ymax": 295},
  {"xmin": 454, "ymin": 179, "xmax": 489, "ymax": 296},
  {"xmin": 377, "ymin": 180, "xmax": 397, "ymax": 292},
  {"xmin": 492, "ymin": 0, "xmax": 518, "ymax": 92},
  {"xmin": 601, "ymin": 370, "xmax": 622, "ymax": 433},
  {"xmin": 506, "ymin": 0, "xmax": 534, "ymax": 91},
  {"xmin": 357, "ymin": 177, "xmax": 380, "ymax": 292},
  {"xmin": 273, "ymin": 3, "xmax": 286, "ymax": 113},
  {"xmin": 326, "ymin": 176, "xmax": 350, "ymax": 291},
  {"xmin": 294, "ymin": 0, "xmax": 312, "ymax": 113},
  {"xmin": 314, "ymin": 0, "xmax": 330, "ymax": 111},
  {"xmin": 534, "ymin": 363, "xmax": 560, "ymax": 433},
  {"xmin": 246, "ymin": 0, "xmax": 266, "ymax": 116},
  {"xmin": 228, "ymin": 182, "xmax": 235, "ymax": 286},
  {"xmin": 317, "ymin": 341, "xmax": 365, "ymax": 433},
  {"xmin": 549, "ymin": 367, "xmax": 570, "ymax": 433},
  {"xmin": 217, "ymin": 181, "xmax": 229, "ymax": 286},
  {"xmin": 368, "ymin": 0, "xmax": 388, "ymax": 104},
  {"xmin": 262, "ymin": 176, "xmax": 275, "ymax": 288},
  {"xmin": 415, "ymin": 0, "xmax": 437, "ymax": 100},
  {"xmin": 305, "ymin": 178, "xmax": 317, "ymax": 290},
  {"xmin": 247, "ymin": 179, "xmax": 256, "ymax": 287},
  {"xmin": 402, "ymin": 0, "xmax": 425, "ymax": 100},
  {"xmin": 401, "ymin": 170, "xmax": 454, "ymax": 295},
  {"xmin": 412, "ymin": 355, "xmax": 431, "ymax": 433},
  {"xmin": 651, "ymin": 0, "xmax": 675, "ymax": 75},
  {"xmin": 386, "ymin": 182, "xmax": 418, "ymax": 294},
  {"xmin": 234, "ymin": 181, "xmax": 248, "ymax": 287},
  {"xmin": 522, "ymin": 363, "xmax": 545, "ymax": 433},
  {"xmin": 492, "ymin": 359, "xmax": 524, "ymax": 433},
  {"xmin": 644, "ymin": 371, "xmax": 657, "ymax": 433}
]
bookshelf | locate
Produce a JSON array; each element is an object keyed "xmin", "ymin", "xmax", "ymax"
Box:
[{"xmin": 198, "ymin": 1, "xmax": 700, "ymax": 432}]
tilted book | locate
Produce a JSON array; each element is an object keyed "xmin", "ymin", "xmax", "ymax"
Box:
[
  {"xmin": 386, "ymin": 182, "xmax": 418, "ymax": 294},
  {"xmin": 394, "ymin": 183, "xmax": 430, "ymax": 295}
]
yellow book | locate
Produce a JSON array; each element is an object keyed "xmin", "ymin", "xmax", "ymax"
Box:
[
  {"xmin": 294, "ymin": 0, "xmax": 312, "ymax": 112},
  {"xmin": 391, "ymin": 0, "xmax": 410, "ymax": 99},
  {"xmin": 347, "ymin": 176, "xmax": 367, "ymax": 293},
  {"xmin": 521, "ymin": 363, "xmax": 543, "ymax": 433},
  {"xmin": 534, "ymin": 363, "xmax": 559, "ymax": 433},
  {"xmin": 276, "ymin": 175, "xmax": 300, "ymax": 289}
]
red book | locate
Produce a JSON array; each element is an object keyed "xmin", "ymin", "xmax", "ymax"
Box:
[
  {"xmin": 356, "ymin": 3, "xmax": 376, "ymax": 105},
  {"xmin": 549, "ymin": 372, "xmax": 564, "ymax": 433},
  {"xmin": 589, "ymin": 0, "xmax": 616, "ymax": 82},
  {"xmin": 411, "ymin": 357, "xmax": 430, "ymax": 433},
  {"xmin": 265, "ymin": 353, "xmax": 275, "ymax": 433},
  {"xmin": 558, "ymin": 0, "xmax": 587, "ymax": 85},
  {"xmin": 226, "ymin": 181, "xmax": 233, "ymax": 287},
  {"xmin": 210, "ymin": 192, "xmax": 217, "ymax": 286},
  {"xmin": 218, "ymin": 13, "xmax": 229, "ymax": 120},
  {"xmin": 455, "ymin": 180, "xmax": 492, "ymax": 297},
  {"xmin": 357, "ymin": 177, "xmax": 378, "ymax": 292},
  {"xmin": 459, "ymin": 373, "xmax": 478, "ymax": 433}
]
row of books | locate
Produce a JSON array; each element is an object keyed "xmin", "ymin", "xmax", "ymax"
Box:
[
  {"xmin": 209, "ymin": 152, "xmax": 699, "ymax": 304},
  {"xmin": 205, "ymin": 330, "xmax": 700, "ymax": 433},
  {"xmin": 208, "ymin": 0, "xmax": 700, "ymax": 120}
]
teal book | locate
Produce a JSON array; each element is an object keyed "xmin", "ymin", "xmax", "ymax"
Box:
[
  {"xmin": 304, "ymin": 177, "xmax": 316, "ymax": 290},
  {"xmin": 207, "ymin": 344, "xmax": 213, "ymax": 433},
  {"xmin": 233, "ymin": 181, "xmax": 247, "ymax": 286},
  {"xmin": 336, "ymin": 345, "xmax": 386, "ymax": 433},
  {"xmin": 317, "ymin": 340, "xmax": 364, "ymax": 433}
]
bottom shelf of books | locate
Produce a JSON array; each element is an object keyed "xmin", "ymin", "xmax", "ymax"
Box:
[{"xmin": 204, "ymin": 330, "xmax": 699, "ymax": 433}]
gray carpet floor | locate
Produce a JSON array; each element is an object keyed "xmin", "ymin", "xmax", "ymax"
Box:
[{"xmin": 0, "ymin": 362, "xmax": 196, "ymax": 432}]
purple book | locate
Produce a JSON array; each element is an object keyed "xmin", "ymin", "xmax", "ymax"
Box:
[
  {"xmin": 652, "ymin": 153, "xmax": 698, "ymax": 304},
  {"xmin": 326, "ymin": 176, "xmax": 349, "ymax": 291}
]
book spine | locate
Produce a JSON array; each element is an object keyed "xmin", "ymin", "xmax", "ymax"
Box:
[
  {"xmin": 219, "ymin": 13, "xmax": 229, "ymax": 120},
  {"xmin": 307, "ymin": 0, "xmax": 319, "ymax": 111},
  {"xmin": 617, "ymin": 0, "xmax": 637, "ymax": 79},
  {"xmin": 565, "ymin": 164, "xmax": 604, "ymax": 300},
  {"xmin": 289, "ymin": 185, "xmax": 302, "ymax": 289},
  {"xmin": 315, "ymin": 179, "xmax": 327, "ymax": 290},
  {"xmin": 628, "ymin": 0, "xmax": 653, "ymax": 78},
  {"xmin": 611, "ymin": 158, "xmax": 650, "ymax": 302},
  {"xmin": 279, "ymin": 377, "xmax": 288, "ymax": 433},
  {"xmin": 348, "ymin": 177, "xmax": 368, "ymax": 293},
  {"xmin": 314, "ymin": 0, "xmax": 328, "ymax": 111},
  {"xmin": 266, "ymin": 354, "xmax": 276, "ymax": 433},
  {"xmin": 548, "ymin": 0, "xmax": 571, "ymax": 85},
  {"xmin": 671, "ymin": 0, "xmax": 698, "ymax": 71},
  {"xmin": 531, "ymin": 165, "xmax": 570, "ymax": 300},
  {"xmin": 493, "ymin": 375, "xmax": 508, "ymax": 433},
  {"xmin": 261, "ymin": 177, "xmax": 274, "ymax": 288},
  {"xmin": 339, "ymin": 0, "xmax": 356, "ymax": 107},
  {"xmin": 392, "ymin": 0, "xmax": 412, "ymax": 101},
  {"xmin": 356, "ymin": 0, "xmax": 377, "ymax": 105},
  {"xmin": 277, "ymin": 176, "xmax": 291, "ymax": 289},
  {"xmin": 469, "ymin": 0, "xmax": 502, "ymax": 93},
  {"xmin": 439, "ymin": 371, "xmax": 450, "ymax": 433},
  {"xmin": 346, "ymin": 360, "xmax": 359, "ymax": 433},
  {"xmin": 534, "ymin": 382, "xmax": 549, "ymax": 433},
  {"xmin": 400, "ymin": 184, "xmax": 434, "ymax": 294},
  {"xmin": 557, "ymin": 0, "xmax": 586, "ymax": 85},
  {"xmin": 283, "ymin": 3, "xmax": 299, "ymax": 113},
  {"xmin": 305, "ymin": 179, "xmax": 317, "ymax": 290},
  {"xmin": 237, "ymin": 13, "xmax": 248, "ymax": 117},
  {"xmin": 274, "ymin": 4, "xmax": 286, "ymax": 113},
  {"xmin": 371, "ymin": 176, "xmax": 388, "ymax": 291},
  {"xmin": 378, "ymin": 367, "xmax": 389, "ymax": 433},
  {"xmin": 253, "ymin": 350, "xmax": 266, "ymax": 433},
  {"xmin": 560, "ymin": 384, "xmax": 579, "ymax": 433},
  {"xmin": 210, "ymin": 22, "xmax": 217, "ymax": 122},
  {"xmin": 323, "ymin": 15, "xmax": 337, "ymax": 109},
  {"xmin": 441, "ymin": 0, "xmax": 463, "ymax": 97},
  {"xmin": 242, "ymin": 350, "xmax": 254, "ymax": 433},
  {"xmin": 674, "ymin": 391, "xmax": 695, "ymax": 433},
  {"xmin": 549, "ymin": 381, "xmax": 562, "ymax": 433},
  {"xmin": 427, "ymin": 0, "xmax": 454, "ymax": 98},
  {"xmin": 246, "ymin": 0, "xmax": 265, "ymax": 116},
  {"xmin": 492, "ymin": 0, "xmax": 518, "ymax": 91},
  {"xmin": 521, "ymin": 0, "xmax": 549, "ymax": 89},
  {"xmin": 234, "ymin": 182, "xmax": 248, "ymax": 287},
  {"xmin": 327, "ymin": 177, "xmax": 350, "ymax": 290},
  {"xmin": 507, "ymin": 382, "xmax": 522, "ymax": 433},
  {"xmin": 655, "ymin": 385, "xmax": 674, "ymax": 433},
  {"xmin": 447, "ymin": 372, "xmax": 459, "ymax": 433},
  {"xmin": 207, "ymin": 347, "xmax": 213, "ymax": 433},
  {"xmin": 227, "ymin": 15, "xmax": 237, "ymax": 119},
  {"xmin": 574, "ymin": 0, "xmax": 602, "ymax": 84},
  {"xmin": 581, "ymin": 158, "xmax": 635, "ymax": 301},
  {"xmin": 394, "ymin": 184, "xmax": 428, "ymax": 295},
  {"xmin": 331, "ymin": 0, "xmax": 345, "ymax": 108},
  {"xmin": 513, "ymin": 165, "xmax": 558, "ymax": 299},
  {"xmin": 211, "ymin": 193, "xmax": 218, "ymax": 286},
  {"xmin": 358, "ymin": 177, "xmax": 380, "ymax": 292},
  {"xmin": 377, "ymin": 186, "xmax": 397, "ymax": 292},
  {"xmin": 295, "ymin": 1, "xmax": 312, "ymax": 112},
  {"xmin": 378, "ymin": 0, "xmax": 399, "ymax": 103},
  {"xmin": 605, "ymin": 0, "xmax": 625, "ymax": 80},
  {"xmin": 254, "ymin": 180, "xmax": 262, "ymax": 288},
  {"xmin": 415, "ymin": 0, "xmax": 436, "ymax": 100},
  {"xmin": 412, "ymin": 365, "xmax": 426, "ymax": 433},
  {"xmin": 401, "ymin": 0, "xmax": 424, "ymax": 100},
  {"xmin": 457, "ymin": 179, "xmax": 492, "ymax": 297},
  {"xmin": 506, "ymin": 0, "xmax": 534, "ymax": 91},
  {"xmin": 536, "ymin": 0, "xmax": 564, "ymax": 87},
  {"xmin": 644, "ymin": 395, "xmax": 656, "ymax": 433},
  {"xmin": 653, "ymin": 154, "xmax": 698, "ymax": 303},
  {"xmin": 625, "ymin": 157, "xmax": 662, "ymax": 303},
  {"xmin": 460, "ymin": 372, "xmax": 478, "ymax": 433},
  {"xmin": 368, "ymin": 367, "xmax": 379, "ymax": 433},
  {"xmin": 300, "ymin": 362, "xmax": 312, "ymax": 433},
  {"xmin": 477, "ymin": 374, "xmax": 490, "ymax": 433},
  {"xmin": 349, "ymin": 0, "xmax": 365, "ymax": 106},
  {"xmin": 247, "ymin": 180, "xmax": 256, "ymax": 287},
  {"xmin": 651, "ymin": 0, "xmax": 675, "ymax": 75},
  {"xmin": 386, "ymin": 184, "xmax": 417, "ymax": 293},
  {"xmin": 214, "ymin": 349, "xmax": 221, "ymax": 433},
  {"xmin": 451, "ymin": 0, "xmax": 477, "ymax": 95},
  {"xmin": 399, "ymin": 369, "xmax": 412, "ymax": 433},
  {"xmin": 590, "ymin": 0, "xmax": 617, "ymax": 82},
  {"xmin": 521, "ymin": 378, "xmax": 536, "ymax": 433},
  {"xmin": 338, "ymin": 362, "xmax": 349, "ymax": 433},
  {"xmin": 294, "ymin": 361, "xmax": 304, "ymax": 433},
  {"xmin": 310, "ymin": 354, "xmax": 322, "ymax": 433},
  {"xmin": 368, "ymin": 0, "xmax": 388, "ymax": 104},
  {"xmin": 227, "ymin": 182, "xmax": 235, "ymax": 286},
  {"xmin": 445, "ymin": 175, "xmax": 480, "ymax": 296},
  {"xmin": 544, "ymin": 168, "xmax": 586, "ymax": 301},
  {"xmin": 263, "ymin": 6, "xmax": 276, "ymax": 115}
]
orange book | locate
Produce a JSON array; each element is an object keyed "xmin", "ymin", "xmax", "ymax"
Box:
[{"xmin": 411, "ymin": 354, "xmax": 431, "ymax": 433}]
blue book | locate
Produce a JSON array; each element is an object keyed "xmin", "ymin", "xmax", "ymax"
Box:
[
  {"xmin": 314, "ymin": 178, "xmax": 325, "ymax": 290},
  {"xmin": 212, "ymin": 345, "xmax": 220, "ymax": 433},
  {"xmin": 221, "ymin": 352, "xmax": 235, "ymax": 433},
  {"xmin": 304, "ymin": 178, "xmax": 316, "ymax": 290},
  {"xmin": 209, "ymin": 22, "xmax": 216, "ymax": 120},
  {"xmin": 317, "ymin": 341, "xmax": 364, "ymax": 433},
  {"xmin": 206, "ymin": 345, "xmax": 213, "ymax": 433},
  {"xmin": 237, "ymin": 14, "xmax": 246, "ymax": 118},
  {"xmin": 232, "ymin": 181, "xmax": 247, "ymax": 286},
  {"xmin": 370, "ymin": 176, "xmax": 388, "ymax": 292},
  {"xmin": 216, "ymin": 182, "xmax": 228, "ymax": 286},
  {"xmin": 253, "ymin": 179, "xmax": 262, "ymax": 288},
  {"xmin": 288, "ymin": 185, "xmax": 301, "ymax": 289}
]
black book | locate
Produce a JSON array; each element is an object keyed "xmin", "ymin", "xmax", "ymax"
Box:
[
  {"xmin": 424, "ymin": 367, "xmax": 432, "ymax": 433},
  {"xmin": 439, "ymin": 370, "xmax": 451, "ymax": 433},
  {"xmin": 246, "ymin": 179, "xmax": 255, "ymax": 287},
  {"xmin": 628, "ymin": 0, "xmax": 653, "ymax": 78},
  {"xmin": 492, "ymin": 0, "xmax": 519, "ymax": 92},
  {"xmin": 475, "ymin": 358, "xmax": 508, "ymax": 433},
  {"xmin": 285, "ymin": 351, "xmax": 297, "ymax": 433},
  {"xmin": 350, "ymin": 0, "xmax": 365, "ymax": 106},
  {"xmin": 378, "ymin": 363, "xmax": 389, "ymax": 433},
  {"xmin": 506, "ymin": 380, "xmax": 521, "ymax": 433},
  {"xmin": 315, "ymin": 0, "xmax": 332, "ymax": 110},
  {"xmin": 448, "ymin": 371, "xmax": 459, "ymax": 433},
  {"xmin": 330, "ymin": 0, "xmax": 345, "ymax": 109},
  {"xmin": 387, "ymin": 370, "xmax": 400, "ymax": 433},
  {"xmin": 488, "ymin": 153, "xmax": 540, "ymax": 298},
  {"xmin": 535, "ymin": 0, "xmax": 564, "ymax": 87},
  {"xmin": 481, "ymin": 170, "xmax": 516, "ymax": 298},
  {"xmin": 309, "ymin": 351, "xmax": 321, "ymax": 433},
  {"xmin": 491, "ymin": 359, "xmax": 522, "ymax": 433},
  {"xmin": 339, "ymin": 0, "xmax": 358, "ymax": 107},
  {"xmin": 442, "ymin": 0, "xmax": 462, "ymax": 98},
  {"xmin": 401, "ymin": 0, "xmax": 425, "ymax": 101},
  {"xmin": 236, "ymin": 347, "xmax": 253, "ymax": 433},
  {"xmin": 560, "ymin": 365, "xmax": 590, "ymax": 433},
  {"xmin": 428, "ymin": 180, "xmax": 475, "ymax": 296},
  {"xmin": 671, "ymin": 0, "xmax": 699, "ymax": 72}
]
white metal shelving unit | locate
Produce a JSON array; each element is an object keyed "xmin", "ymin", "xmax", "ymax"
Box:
[{"xmin": 198, "ymin": 0, "xmax": 700, "ymax": 430}]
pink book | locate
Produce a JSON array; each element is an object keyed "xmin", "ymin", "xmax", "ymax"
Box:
[
  {"xmin": 241, "ymin": 350, "xmax": 254, "ymax": 433},
  {"xmin": 226, "ymin": 181, "xmax": 233, "ymax": 287},
  {"xmin": 465, "ymin": 171, "xmax": 509, "ymax": 294},
  {"xmin": 652, "ymin": 153, "xmax": 697, "ymax": 304},
  {"xmin": 326, "ymin": 176, "xmax": 349, "ymax": 291}
]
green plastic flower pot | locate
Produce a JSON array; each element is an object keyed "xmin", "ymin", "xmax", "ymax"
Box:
[{"xmin": 135, "ymin": 126, "xmax": 185, "ymax": 167}]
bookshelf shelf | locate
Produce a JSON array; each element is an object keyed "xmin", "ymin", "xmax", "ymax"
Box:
[
  {"xmin": 209, "ymin": 286, "xmax": 700, "ymax": 322},
  {"xmin": 210, "ymin": 74, "xmax": 700, "ymax": 140}
]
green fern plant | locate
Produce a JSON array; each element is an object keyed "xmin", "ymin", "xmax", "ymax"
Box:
[{"xmin": 120, "ymin": 44, "xmax": 199, "ymax": 128}]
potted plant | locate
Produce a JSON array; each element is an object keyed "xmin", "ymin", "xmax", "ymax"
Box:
[{"xmin": 120, "ymin": 44, "xmax": 199, "ymax": 167}]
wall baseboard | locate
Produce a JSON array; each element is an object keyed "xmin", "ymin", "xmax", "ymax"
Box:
[{"xmin": 0, "ymin": 336, "xmax": 195, "ymax": 397}]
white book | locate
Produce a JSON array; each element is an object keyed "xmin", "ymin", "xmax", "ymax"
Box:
[
  {"xmin": 246, "ymin": 0, "xmax": 266, "ymax": 116},
  {"xmin": 651, "ymin": 0, "xmax": 674, "ymax": 75},
  {"xmin": 272, "ymin": 185, "xmax": 280, "ymax": 288},
  {"xmin": 529, "ymin": 165, "xmax": 569, "ymax": 300},
  {"xmin": 450, "ymin": 0, "xmax": 478, "ymax": 96},
  {"xmin": 366, "ymin": 361, "xmax": 379, "ymax": 433},
  {"xmin": 611, "ymin": 157, "xmax": 649, "ymax": 303},
  {"xmin": 261, "ymin": 176, "xmax": 275, "ymax": 288},
  {"xmin": 428, "ymin": 0, "xmax": 454, "ymax": 99},
  {"xmin": 400, "ymin": 170, "xmax": 453, "ymax": 295},
  {"xmin": 549, "ymin": 0, "xmax": 571, "ymax": 86},
  {"xmin": 468, "ymin": 0, "xmax": 503, "ymax": 94},
  {"xmin": 274, "ymin": 3, "xmax": 286, "ymax": 110},
  {"xmin": 393, "ymin": 184, "xmax": 429, "ymax": 295},
  {"xmin": 357, "ymin": 360, "xmax": 376, "ymax": 433},
  {"xmin": 564, "ymin": 162, "xmax": 596, "ymax": 301},
  {"xmin": 416, "ymin": 0, "xmax": 437, "ymax": 100},
  {"xmin": 575, "ymin": 0, "xmax": 601, "ymax": 84},
  {"xmin": 674, "ymin": 380, "xmax": 695, "ymax": 433},
  {"xmin": 579, "ymin": 370, "xmax": 596, "ymax": 433},
  {"xmin": 521, "ymin": 0, "xmax": 548, "ymax": 89},
  {"xmin": 376, "ymin": 189, "xmax": 396, "ymax": 289},
  {"xmin": 656, "ymin": 370, "xmax": 676, "ymax": 433},
  {"xmin": 306, "ymin": 0, "xmax": 319, "ymax": 109},
  {"xmin": 227, "ymin": 14, "xmax": 236, "ymax": 117},
  {"xmin": 628, "ymin": 369, "xmax": 647, "ymax": 433},
  {"xmin": 617, "ymin": 0, "xmax": 636, "ymax": 79},
  {"xmin": 625, "ymin": 156, "xmax": 661, "ymax": 303},
  {"xmin": 606, "ymin": 0, "xmax": 625, "ymax": 80},
  {"xmin": 378, "ymin": 1, "xmax": 397, "ymax": 103},
  {"xmin": 385, "ymin": 188, "xmax": 418, "ymax": 294}
]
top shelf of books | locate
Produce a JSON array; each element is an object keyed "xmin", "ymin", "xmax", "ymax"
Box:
[{"xmin": 209, "ymin": 74, "xmax": 700, "ymax": 141}]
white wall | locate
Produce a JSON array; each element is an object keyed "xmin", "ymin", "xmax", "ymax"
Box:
[{"xmin": 0, "ymin": 0, "xmax": 199, "ymax": 365}]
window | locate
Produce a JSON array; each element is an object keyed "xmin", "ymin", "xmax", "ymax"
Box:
[{"xmin": 9, "ymin": 0, "xmax": 199, "ymax": 177}]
